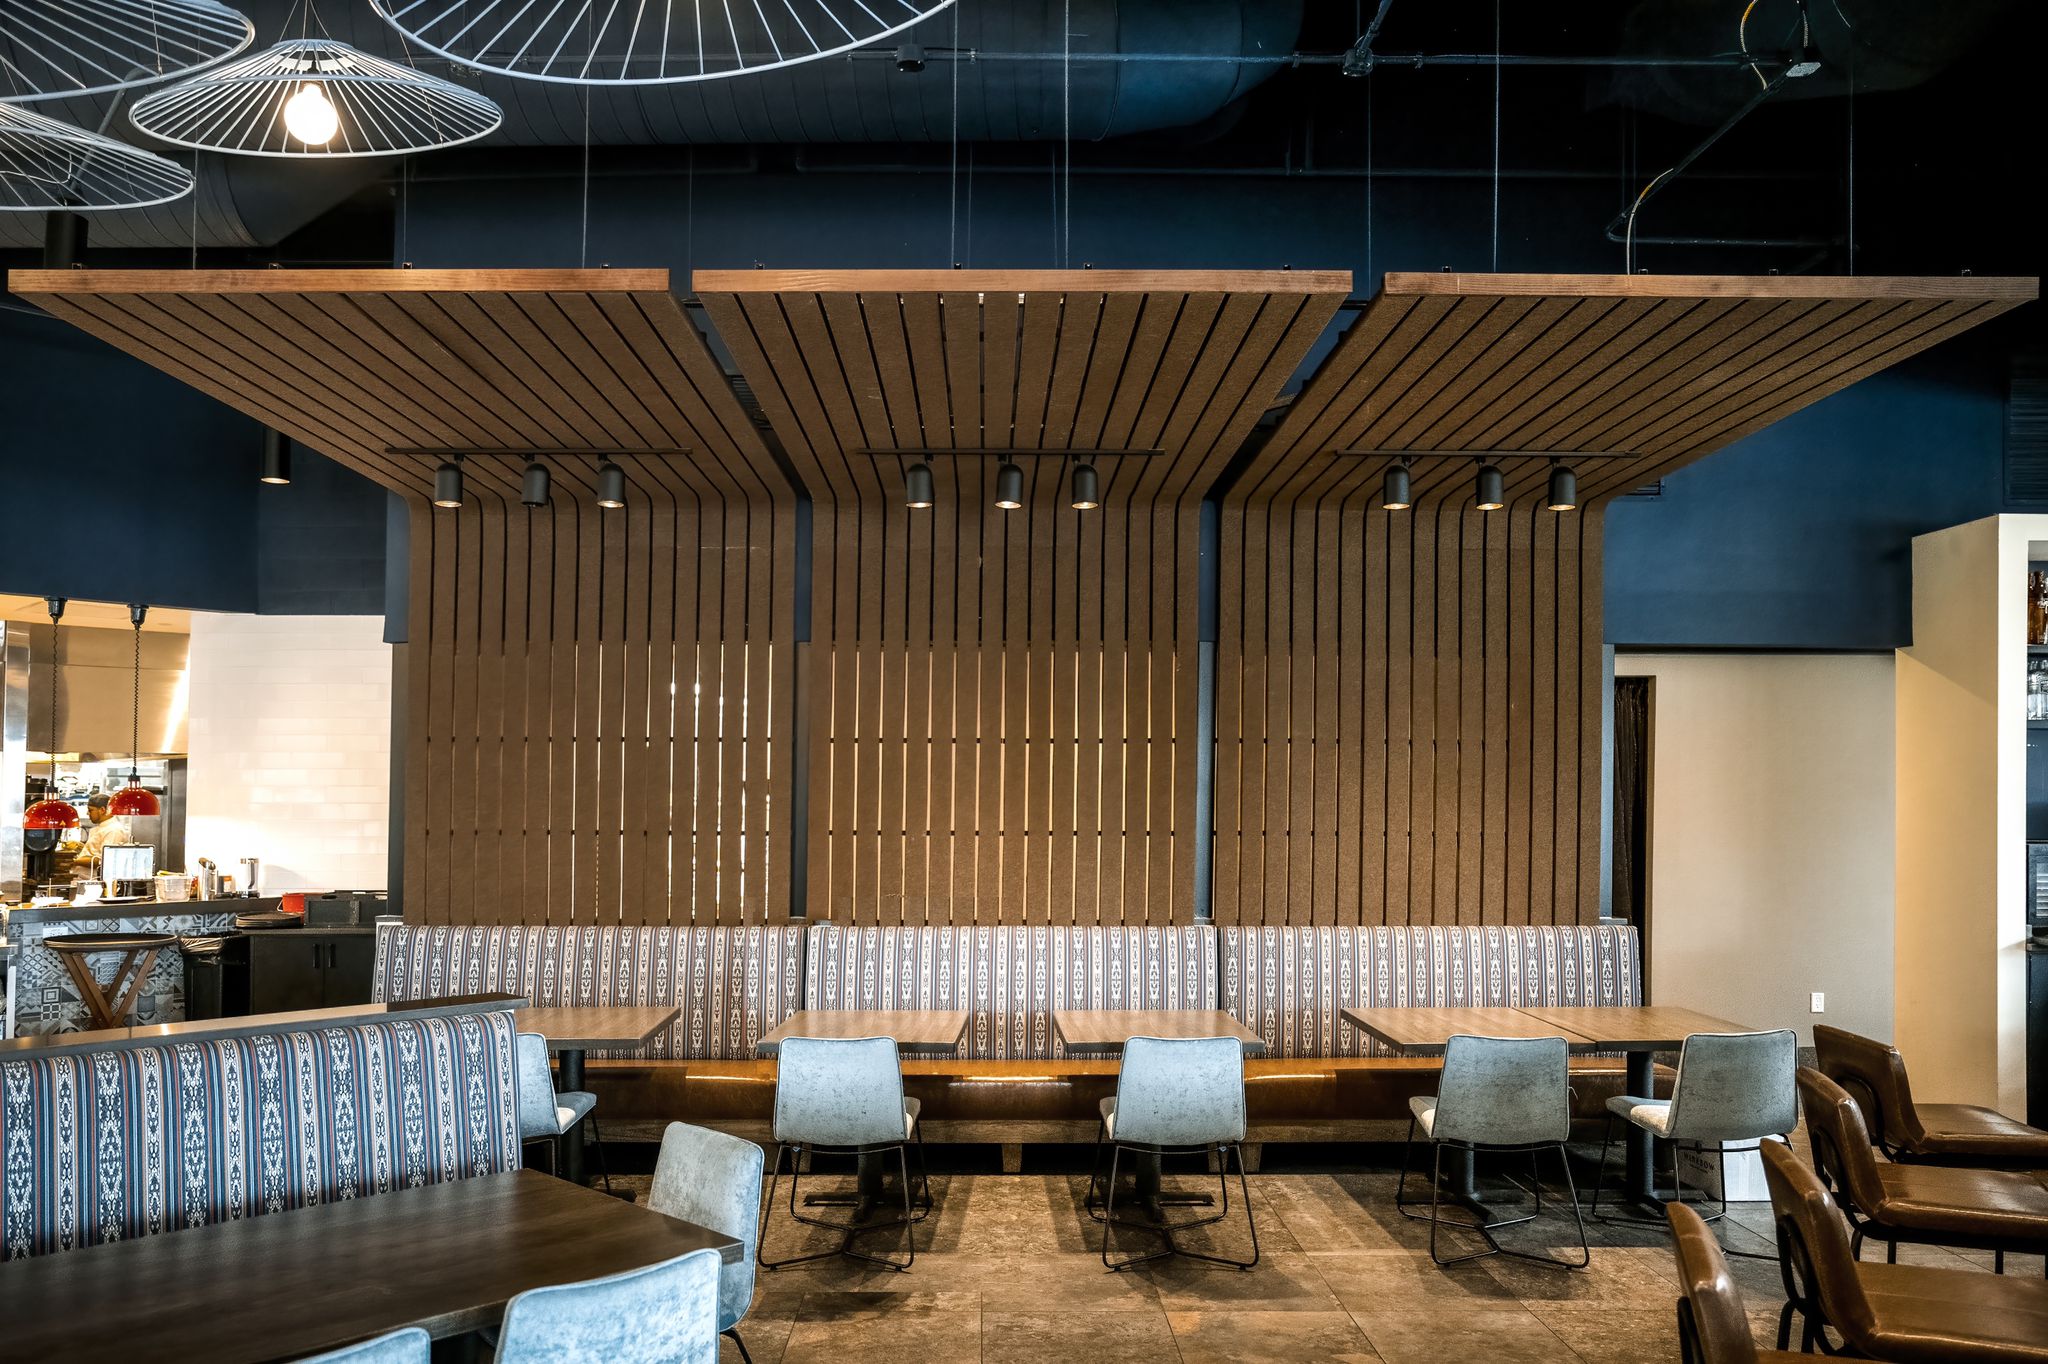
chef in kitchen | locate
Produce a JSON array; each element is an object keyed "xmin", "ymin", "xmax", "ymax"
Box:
[{"xmin": 72, "ymin": 792, "xmax": 131, "ymax": 870}]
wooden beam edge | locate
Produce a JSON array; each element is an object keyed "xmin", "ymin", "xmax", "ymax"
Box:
[
  {"xmin": 1377, "ymin": 271, "xmax": 2039, "ymax": 302},
  {"xmin": 7, "ymin": 268, "xmax": 675, "ymax": 295},
  {"xmin": 692, "ymin": 268, "xmax": 1355, "ymax": 295}
]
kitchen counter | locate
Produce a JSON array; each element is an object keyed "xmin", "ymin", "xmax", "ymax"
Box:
[{"xmin": 3, "ymin": 894, "xmax": 298, "ymax": 924}]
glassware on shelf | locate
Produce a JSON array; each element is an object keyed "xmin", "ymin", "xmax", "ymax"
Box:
[
  {"xmin": 2030, "ymin": 662, "xmax": 2048, "ymax": 721},
  {"xmin": 2032, "ymin": 571, "xmax": 2048, "ymax": 645}
]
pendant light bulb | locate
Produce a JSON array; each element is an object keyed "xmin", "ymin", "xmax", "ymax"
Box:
[
  {"xmin": 596, "ymin": 461, "xmax": 627, "ymax": 509},
  {"xmin": 433, "ymin": 460, "xmax": 463, "ymax": 508},
  {"xmin": 994, "ymin": 460, "xmax": 1025, "ymax": 510},
  {"xmin": 1380, "ymin": 463, "xmax": 1412, "ymax": 511},
  {"xmin": 282, "ymin": 82, "xmax": 340, "ymax": 145},
  {"xmin": 260, "ymin": 429, "xmax": 291, "ymax": 485},
  {"xmin": 904, "ymin": 462, "xmax": 935, "ymax": 509},
  {"xmin": 1475, "ymin": 463, "xmax": 1505, "ymax": 512},
  {"xmin": 24, "ymin": 597, "xmax": 79, "ymax": 833},
  {"xmin": 1070, "ymin": 462, "xmax": 1099, "ymax": 511},
  {"xmin": 1546, "ymin": 464, "xmax": 1578, "ymax": 512},
  {"xmin": 520, "ymin": 460, "xmax": 551, "ymax": 507}
]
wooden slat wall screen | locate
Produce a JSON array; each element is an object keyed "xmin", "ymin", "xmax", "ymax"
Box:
[
  {"xmin": 12, "ymin": 268, "xmax": 2031, "ymax": 929},
  {"xmin": 1213, "ymin": 271, "xmax": 2036, "ymax": 926},
  {"xmin": 698, "ymin": 271, "xmax": 1350, "ymax": 924},
  {"xmin": 10, "ymin": 269, "xmax": 796, "ymax": 926}
]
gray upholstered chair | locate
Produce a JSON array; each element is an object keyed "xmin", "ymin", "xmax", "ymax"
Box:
[
  {"xmin": 515, "ymin": 1031, "xmax": 609, "ymax": 1193},
  {"xmin": 1087, "ymin": 1034, "xmax": 1258, "ymax": 1272},
  {"xmin": 1595, "ymin": 1028, "xmax": 1798, "ymax": 1232},
  {"xmin": 648, "ymin": 1122, "xmax": 766, "ymax": 1363},
  {"xmin": 1394, "ymin": 1033, "xmax": 1588, "ymax": 1268},
  {"xmin": 496, "ymin": 1248, "xmax": 721, "ymax": 1364},
  {"xmin": 760, "ymin": 1034, "xmax": 930, "ymax": 1272},
  {"xmin": 293, "ymin": 1327, "xmax": 431, "ymax": 1363}
]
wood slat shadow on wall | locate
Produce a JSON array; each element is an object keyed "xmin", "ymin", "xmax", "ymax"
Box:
[
  {"xmin": 699, "ymin": 270, "xmax": 1351, "ymax": 924},
  {"xmin": 1213, "ymin": 271, "xmax": 2036, "ymax": 926},
  {"xmin": 11, "ymin": 269, "xmax": 796, "ymax": 926}
]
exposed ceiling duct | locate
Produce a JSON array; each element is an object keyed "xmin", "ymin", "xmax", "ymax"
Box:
[{"xmin": 0, "ymin": 0, "xmax": 1301, "ymax": 249}]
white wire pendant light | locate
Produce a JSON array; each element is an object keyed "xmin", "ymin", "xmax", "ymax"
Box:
[
  {"xmin": 369, "ymin": 0, "xmax": 955, "ymax": 85},
  {"xmin": 127, "ymin": 35, "xmax": 502, "ymax": 156},
  {"xmin": 0, "ymin": 0, "xmax": 254, "ymax": 103},
  {"xmin": 0, "ymin": 100, "xmax": 192, "ymax": 210}
]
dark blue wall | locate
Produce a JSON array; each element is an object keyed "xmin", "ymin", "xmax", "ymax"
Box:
[
  {"xmin": 1604, "ymin": 337, "xmax": 2013, "ymax": 650},
  {"xmin": 0, "ymin": 306, "xmax": 387, "ymax": 615}
]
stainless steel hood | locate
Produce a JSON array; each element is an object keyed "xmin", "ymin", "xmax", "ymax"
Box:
[{"xmin": 18, "ymin": 623, "xmax": 190, "ymax": 757}]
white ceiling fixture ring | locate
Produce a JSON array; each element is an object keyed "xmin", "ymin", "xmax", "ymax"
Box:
[
  {"xmin": 368, "ymin": 0, "xmax": 956, "ymax": 86},
  {"xmin": 0, "ymin": 101, "xmax": 192, "ymax": 210},
  {"xmin": 0, "ymin": 0, "xmax": 254, "ymax": 103},
  {"xmin": 127, "ymin": 36, "xmax": 503, "ymax": 156}
]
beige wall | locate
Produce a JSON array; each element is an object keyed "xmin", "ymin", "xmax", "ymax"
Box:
[
  {"xmin": 1617, "ymin": 653, "xmax": 1896, "ymax": 1045},
  {"xmin": 1894, "ymin": 516, "xmax": 2046, "ymax": 1115},
  {"xmin": 185, "ymin": 613, "xmax": 391, "ymax": 892}
]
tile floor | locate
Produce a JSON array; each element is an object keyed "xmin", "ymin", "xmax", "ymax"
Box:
[{"xmin": 607, "ymin": 1151, "xmax": 2041, "ymax": 1364}]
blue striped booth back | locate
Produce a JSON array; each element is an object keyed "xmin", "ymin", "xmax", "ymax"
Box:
[
  {"xmin": 804, "ymin": 924, "xmax": 1220, "ymax": 1060},
  {"xmin": 0, "ymin": 1009, "xmax": 521, "ymax": 1260},
  {"xmin": 371, "ymin": 923, "xmax": 806, "ymax": 1061},
  {"xmin": 1222, "ymin": 924, "xmax": 1644, "ymax": 1058}
]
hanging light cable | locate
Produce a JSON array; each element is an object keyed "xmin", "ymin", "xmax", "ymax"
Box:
[
  {"xmin": 23, "ymin": 597, "xmax": 78, "ymax": 831},
  {"xmin": 108, "ymin": 605, "xmax": 161, "ymax": 817}
]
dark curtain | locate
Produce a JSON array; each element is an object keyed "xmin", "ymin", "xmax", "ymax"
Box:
[{"xmin": 1612, "ymin": 676, "xmax": 1652, "ymax": 928}]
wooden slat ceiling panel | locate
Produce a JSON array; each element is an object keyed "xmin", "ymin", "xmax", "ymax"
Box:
[
  {"xmin": 698, "ymin": 269, "xmax": 1350, "ymax": 924},
  {"xmin": 1214, "ymin": 272, "xmax": 2032, "ymax": 927}
]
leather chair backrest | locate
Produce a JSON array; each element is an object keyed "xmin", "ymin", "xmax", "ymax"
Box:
[
  {"xmin": 497, "ymin": 1248, "xmax": 720, "ymax": 1364},
  {"xmin": 647, "ymin": 1122, "xmax": 765, "ymax": 1335},
  {"xmin": 1760, "ymin": 1141, "xmax": 1879, "ymax": 1344},
  {"xmin": 1795, "ymin": 1066, "xmax": 1890, "ymax": 1216},
  {"xmin": 1111, "ymin": 1035, "xmax": 1247, "ymax": 1147},
  {"xmin": 1668, "ymin": 1201, "xmax": 1760, "ymax": 1364},
  {"xmin": 1812, "ymin": 1025, "xmax": 1925, "ymax": 1152}
]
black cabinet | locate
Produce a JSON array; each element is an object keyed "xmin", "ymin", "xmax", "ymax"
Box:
[{"xmin": 246, "ymin": 931, "xmax": 376, "ymax": 1014}]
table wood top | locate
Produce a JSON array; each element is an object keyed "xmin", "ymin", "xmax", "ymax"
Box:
[
  {"xmin": 755, "ymin": 1009, "xmax": 970, "ymax": 1055},
  {"xmin": 1511, "ymin": 1005, "xmax": 1755, "ymax": 1050},
  {"xmin": 1051, "ymin": 1010, "xmax": 1268, "ymax": 1054},
  {"xmin": 1340, "ymin": 1006, "xmax": 1602, "ymax": 1054},
  {"xmin": 514, "ymin": 1005, "xmax": 679, "ymax": 1050},
  {"xmin": 0, "ymin": 1169, "xmax": 740, "ymax": 1362}
]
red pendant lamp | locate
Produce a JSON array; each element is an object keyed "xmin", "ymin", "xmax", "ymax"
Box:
[
  {"xmin": 23, "ymin": 597, "xmax": 80, "ymax": 831},
  {"xmin": 108, "ymin": 604, "xmax": 161, "ymax": 818}
]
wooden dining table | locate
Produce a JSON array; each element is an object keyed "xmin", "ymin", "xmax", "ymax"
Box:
[
  {"xmin": 0, "ymin": 1169, "xmax": 740, "ymax": 1362},
  {"xmin": 1342, "ymin": 1002, "xmax": 1752, "ymax": 1213},
  {"xmin": 515, "ymin": 1004, "xmax": 679, "ymax": 1185}
]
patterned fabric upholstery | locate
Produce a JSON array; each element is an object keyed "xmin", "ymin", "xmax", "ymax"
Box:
[
  {"xmin": 0, "ymin": 1009, "xmax": 521, "ymax": 1260},
  {"xmin": 804, "ymin": 924, "xmax": 1219, "ymax": 1060},
  {"xmin": 371, "ymin": 923, "xmax": 806, "ymax": 1061},
  {"xmin": 1222, "ymin": 924, "xmax": 1643, "ymax": 1058}
]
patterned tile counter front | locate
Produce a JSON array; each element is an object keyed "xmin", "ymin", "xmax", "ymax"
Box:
[{"xmin": 2, "ymin": 907, "xmax": 241, "ymax": 1038}]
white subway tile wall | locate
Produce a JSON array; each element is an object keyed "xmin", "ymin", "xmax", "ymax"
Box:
[{"xmin": 185, "ymin": 614, "xmax": 392, "ymax": 892}]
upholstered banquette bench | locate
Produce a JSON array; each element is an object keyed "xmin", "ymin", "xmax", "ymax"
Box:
[
  {"xmin": 378, "ymin": 919, "xmax": 1647, "ymax": 1163},
  {"xmin": 0, "ymin": 997, "xmax": 521, "ymax": 1260},
  {"xmin": 371, "ymin": 922, "xmax": 806, "ymax": 1132}
]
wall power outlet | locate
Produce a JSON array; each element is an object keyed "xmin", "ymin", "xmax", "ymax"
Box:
[{"xmin": 1810, "ymin": 992, "xmax": 1826, "ymax": 1014}]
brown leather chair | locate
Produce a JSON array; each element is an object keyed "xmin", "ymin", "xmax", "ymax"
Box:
[
  {"xmin": 1668, "ymin": 1201, "xmax": 1830, "ymax": 1363},
  {"xmin": 1814, "ymin": 1025, "xmax": 2048, "ymax": 1168},
  {"xmin": 1761, "ymin": 1140, "xmax": 2048, "ymax": 1361},
  {"xmin": 1798, "ymin": 1066, "xmax": 2048, "ymax": 1272}
]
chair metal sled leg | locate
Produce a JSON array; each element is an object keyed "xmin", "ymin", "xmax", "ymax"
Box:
[
  {"xmin": 723, "ymin": 1327, "xmax": 754, "ymax": 1364},
  {"xmin": 1097, "ymin": 1142, "xmax": 1260, "ymax": 1273},
  {"xmin": 757, "ymin": 1139, "xmax": 925, "ymax": 1273}
]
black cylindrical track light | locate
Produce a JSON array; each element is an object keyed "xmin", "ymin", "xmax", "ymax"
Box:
[
  {"xmin": 1475, "ymin": 462, "xmax": 1505, "ymax": 511},
  {"xmin": 596, "ymin": 461, "xmax": 627, "ymax": 509},
  {"xmin": 1546, "ymin": 464, "xmax": 1578, "ymax": 512},
  {"xmin": 994, "ymin": 460, "xmax": 1025, "ymax": 510},
  {"xmin": 520, "ymin": 460, "xmax": 551, "ymax": 507},
  {"xmin": 1380, "ymin": 462, "xmax": 1411, "ymax": 511},
  {"xmin": 260, "ymin": 429, "xmax": 291, "ymax": 485},
  {"xmin": 1070, "ymin": 462, "xmax": 1099, "ymax": 510},
  {"xmin": 905, "ymin": 461, "xmax": 935, "ymax": 509},
  {"xmin": 432, "ymin": 459, "xmax": 463, "ymax": 508}
]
